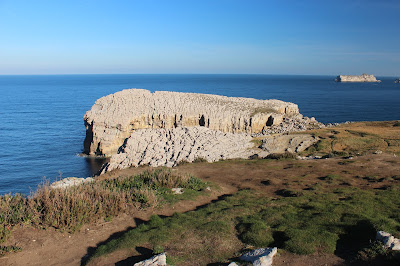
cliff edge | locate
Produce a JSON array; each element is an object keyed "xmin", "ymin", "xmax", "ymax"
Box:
[
  {"xmin": 335, "ymin": 74, "xmax": 381, "ymax": 82},
  {"xmin": 83, "ymin": 89, "xmax": 320, "ymax": 157}
]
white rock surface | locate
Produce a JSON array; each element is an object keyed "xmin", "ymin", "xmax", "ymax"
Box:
[
  {"xmin": 171, "ymin": 188, "xmax": 183, "ymax": 194},
  {"xmin": 240, "ymin": 247, "xmax": 278, "ymax": 266},
  {"xmin": 83, "ymin": 89, "xmax": 312, "ymax": 156},
  {"xmin": 335, "ymin": 74, "xmax": 381, "ymax": 82},
  {"xmin": 133, "ymin": 253, "xmax": 167, "ymax": 266},
  {"xmin": 260, "ymin": 134, "xmax": 318, "ymax": 154},
  {"xmin": 100, "ymin": 127, "xmax": 254, "ymax": 174},
  {"xmin": 50, "ymin": 177, "xmax": 94, "ymax": 189},
  {"xmin": 377, "ymin": 231, "xmax": 400, "ymax": 250}
]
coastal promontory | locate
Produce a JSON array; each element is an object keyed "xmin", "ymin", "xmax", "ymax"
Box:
[
  {"xmin": 335, "ymin": 74, "xmax": 381, "ymax": 82},
  {"xmin": 83, "ymin": 89, "xmax": 321, "ymax": 157}
]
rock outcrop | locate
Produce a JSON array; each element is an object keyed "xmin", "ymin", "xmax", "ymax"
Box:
[
  {"xmin": 84, "ymin": 89, "xmax": 312, "ymax": 157},
  {"xmin": 260, "ymin": 134, "xmax": 319, "ymax": 154},
  {"xmin": 239, "ymin": 247, "xmax": 278, "ymax": 266},
  {"xmin": 377, "ymin": 231, "xmax": 400, "ymax": 250},
  {"xmin": 335, "ymin": 74, "xmax": 381, "ymax": 82},
  {"xmin": 100, "ymin": 127, "xmax": 254, "ymax": 174},
  {"xmin": 50, "ymin": 177, "xmax": 94, "ymax": 189}
]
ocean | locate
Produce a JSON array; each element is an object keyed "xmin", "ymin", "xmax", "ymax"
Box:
[{"xmin": 0, "ymin": 74, "xmax": 399, "ymax": 195}]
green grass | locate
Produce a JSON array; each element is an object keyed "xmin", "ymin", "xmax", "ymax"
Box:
[
  {"xmin": 250, "ymin": 107, "xmax": 277, "ymax": 117},
  {"xmin": 86, "ymin": 184, "xmax": 400, "ymax": 264},
  {"xmin": 0, "ymin": 169, "xmax": 207, "ymax": 256}
]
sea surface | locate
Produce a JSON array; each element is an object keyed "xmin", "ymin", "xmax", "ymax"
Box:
[{"xmin": 0, "ymin": 74, "xmax": 399, "ymax": 195}]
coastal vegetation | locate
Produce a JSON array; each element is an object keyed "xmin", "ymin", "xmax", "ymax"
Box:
[{"xmin": 0, "ymin": 169, "xmax": 207, "ymax": 250}]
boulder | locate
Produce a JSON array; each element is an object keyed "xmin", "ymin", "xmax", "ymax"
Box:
[
  {"xmin": 377, "ymin": 231, "xmax": 400, "ymax": 250},
  {"xmin": 83, "ymin": 89, "xmax": 309, "ymax": 157},
  {"xmin": 240, "ymin": 247, "xmax": 278, "ymax": 266}
]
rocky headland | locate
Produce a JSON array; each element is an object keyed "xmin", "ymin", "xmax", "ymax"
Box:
[
  {"xmin": 335, "ymin": 73, "xmax": 381, "ymax": 82},
  {"xmin": 83, "ymin": 89, "xmax": 323, "ymax": 173}
]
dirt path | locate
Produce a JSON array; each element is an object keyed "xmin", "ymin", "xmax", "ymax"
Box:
[{"xmin": 2, "ymin": 153, "xmax": 399, "ymax": 265}]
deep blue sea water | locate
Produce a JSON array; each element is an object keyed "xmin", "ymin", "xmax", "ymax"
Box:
[{"xmin": 0, "ymin": 74, "xmax": 399, "ymax": 195}]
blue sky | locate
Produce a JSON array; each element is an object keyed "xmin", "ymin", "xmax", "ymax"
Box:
[{"xmin": 0, "ymin": 0, "xmax": 399, "ymax": 75}]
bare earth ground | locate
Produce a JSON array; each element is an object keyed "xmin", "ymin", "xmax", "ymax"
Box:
[{"xmin": 2, "ymin": 152, "xmax": 399, "ymax": 266}]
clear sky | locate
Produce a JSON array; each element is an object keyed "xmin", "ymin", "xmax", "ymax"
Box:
[{"xmin": 0, "ymin": 0, "xmax": 399, "ymax": 75}]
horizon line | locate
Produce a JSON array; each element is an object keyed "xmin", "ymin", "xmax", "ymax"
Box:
[{"xmin": 0, "ymin": 73, "xmax": 398, "ymax": 78}]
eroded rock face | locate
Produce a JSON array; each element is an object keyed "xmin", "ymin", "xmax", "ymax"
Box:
[
  {"xmin": 335, "ymin": 74, "xmax": 381, "ymax": 82},
  {"xmin": 83, "ymin": 89, "xmax": 300, "ymax": 156},
  {"xmin": 100, "ymin": 127, "xmax": 254, "ymax": 174}
]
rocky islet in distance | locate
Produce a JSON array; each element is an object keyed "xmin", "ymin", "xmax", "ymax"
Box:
[
  {"xmin": 335, "ymin": 73, "xmax": 381, "ymax": 82},
  {"xmin": 84, "ymin": 89, "xmax": 323, "ymax": 173}
]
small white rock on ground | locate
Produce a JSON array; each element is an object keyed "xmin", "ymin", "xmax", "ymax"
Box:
[
  {"xmin": 133, "ymin": 253, "xmax": 167, "ymax": 266},
  {"xmin": 239, "ymin": 247, "xmax": 278, "ymax": 266},
  {"xmin": 100, "ymin": 126, "xmax": 254, "ymax": 174},
  {"xmin": 377, "ymin": 231, "xmax": 400, "ymax": 250}
]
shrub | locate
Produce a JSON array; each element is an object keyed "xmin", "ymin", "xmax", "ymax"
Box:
[{"xmin": 264, "ymin": 153, "xmax": 297, "ymax": 160}]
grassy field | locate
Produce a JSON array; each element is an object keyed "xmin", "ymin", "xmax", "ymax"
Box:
[
  {"xmin": 86, "ymin": 181, "xmax": 400, "ymax": 265},
  {"xmin": 300, "ymin": 120, "xmax": 400, "ymax": 157}
]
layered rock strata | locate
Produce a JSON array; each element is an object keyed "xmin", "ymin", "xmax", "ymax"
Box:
[
  {"xmin": 100, "ymin": 127, "xmax": 254, "ymax": 174},
  {"xmin": 335, "ymin": 74, "xmax": 381, "ymax": 82},
  {"xmin": 84, "ymin": 89, "xmax": 307, "ymax": 157}
]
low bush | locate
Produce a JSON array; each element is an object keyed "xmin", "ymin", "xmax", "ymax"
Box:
[{"xmin": 264, "ymin": 152, "xmax": 297, "ymax": 160}]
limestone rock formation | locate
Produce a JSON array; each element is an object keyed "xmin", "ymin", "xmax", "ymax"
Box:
[
  {"xmin": 100, "ymin": 127, "xmax": 254, "ymax": 174},
  {"xmin": 260, "ymin": 134, "xmax": 319, "ymax": 154},
  {"xmin": 84, "ymin": 89, "xmax": 306, "ymax": 157},
  {"xmin": 335, "ymin": 74, "xmax": 381, "ymax": 82}
]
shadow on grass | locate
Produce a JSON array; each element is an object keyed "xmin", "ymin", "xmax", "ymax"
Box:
[
  {"xmin": 80, "ymin": 194, "xmax": 233, "ymax": 265},
  {"xmin": 80, "ymin": 224, "xmax": 135, "ymax": 266},
  {"xmin": 115, "ymin": 247, "xmax": 153, "ymax": 266},
  {"xmin": 335, "ymin": 219, "xmax": 376, "ymax": 261}
]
